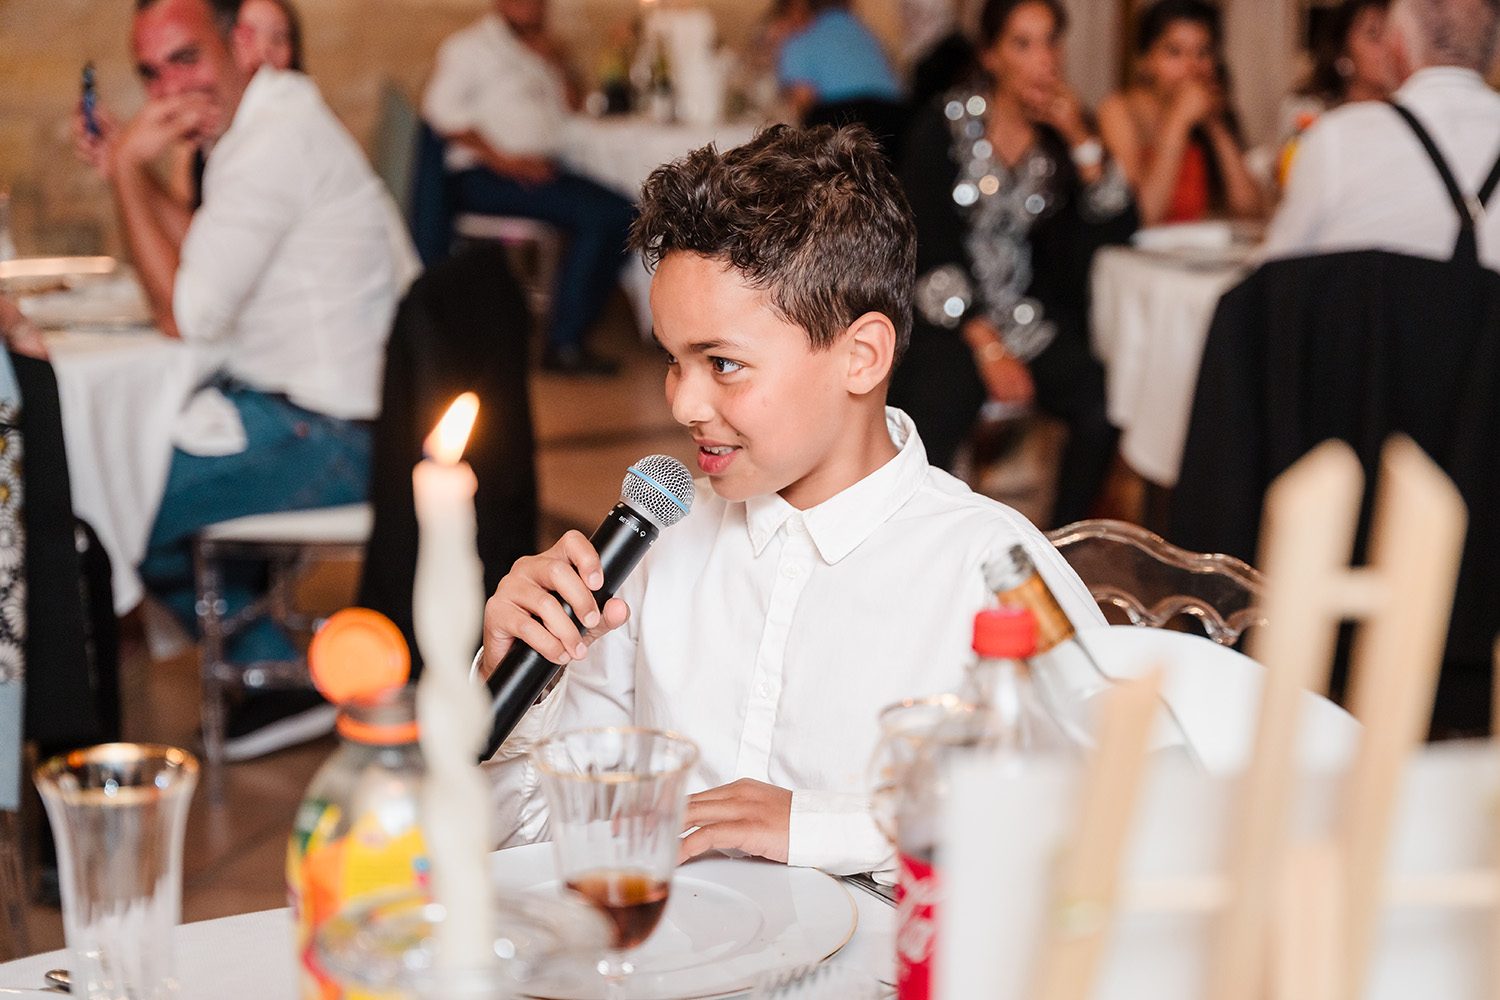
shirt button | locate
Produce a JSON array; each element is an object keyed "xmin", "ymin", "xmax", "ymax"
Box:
[
  {"xmin": 757, "ymin": 681, "xmax": 772, "ymax": 698},
  {"xmin": 781, "ymin": 564, "xmax": 802, "ymax": 580}
]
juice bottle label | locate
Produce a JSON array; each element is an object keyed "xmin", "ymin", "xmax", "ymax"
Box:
[{"xmin": 896, "ymin": 852, "xmax": 940, "ymax": 1000}]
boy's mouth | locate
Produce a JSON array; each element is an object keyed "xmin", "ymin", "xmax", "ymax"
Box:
[{"xmin": 695, "ymin": 442, "xmax": 740, "ymax": 475}]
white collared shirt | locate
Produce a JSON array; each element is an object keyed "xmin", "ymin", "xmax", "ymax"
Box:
[
  {"xmin": 175, "ymin": 68, "xmax": 414, "ymax": 420},
  {"xmin": 485, "ymin": 408, "xmax": 1103, "ymax": 875},
  {"xmin": 1264, "ymin": 67, "xmax": 1500, "ymax": 271},
  {"xmin": 422, "ymin": 13, "xmax": 569, "ymax": 170}
]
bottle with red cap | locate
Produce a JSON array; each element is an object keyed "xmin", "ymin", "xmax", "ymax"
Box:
[
  {"xmin": 286, "ymin": 608, "xmax": 430, "ymax": 1000},
  {"xmin": 893, "ymin": 606, "xmax": 1080, "ymax": 1000}
]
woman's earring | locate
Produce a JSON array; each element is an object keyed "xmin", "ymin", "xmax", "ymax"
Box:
[{"xmin": 1336, "ymin": 56, "xmax": 1355, "ymax": 78}]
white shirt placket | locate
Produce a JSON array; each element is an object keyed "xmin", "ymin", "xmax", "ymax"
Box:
[{"xmin": 735, "ymin": 513, "xmax": 816, "ymax": 778}]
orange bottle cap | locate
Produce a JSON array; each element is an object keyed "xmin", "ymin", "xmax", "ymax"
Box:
[{"xmin": 308, "ymin": 608, "xmax": 411, "ymax": 705}]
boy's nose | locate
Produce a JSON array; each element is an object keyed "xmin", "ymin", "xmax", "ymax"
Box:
[{"xmin": 669, "ymin": 373, "xmax": 714, "ymax": 427}]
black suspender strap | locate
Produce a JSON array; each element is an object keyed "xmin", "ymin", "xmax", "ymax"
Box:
[
  {"xmin": 1388, "ymin": 101, "xmax": 1481, "ymax": 265},
  {"xmin": 1479, "ymin": 147, "xmax": 1500, "ymax": 210}
]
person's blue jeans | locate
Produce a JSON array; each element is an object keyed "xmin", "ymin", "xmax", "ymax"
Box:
[
  {"xmin": 451, "ymin": 168, "xmax": 636, "ymax": 352},
  {"xmin": 139, "ymin": 386, "xmax": 372, "ymax": 662}
]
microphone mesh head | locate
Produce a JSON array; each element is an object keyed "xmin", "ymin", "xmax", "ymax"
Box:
[{"xmin": 621, "ymin": 455, "xmax": 695, "ymax": 530}]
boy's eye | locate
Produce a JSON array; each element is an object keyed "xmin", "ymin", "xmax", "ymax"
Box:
[{"xmin": 710, "ymin": 357, "xmax": 743, "ymax": 375}]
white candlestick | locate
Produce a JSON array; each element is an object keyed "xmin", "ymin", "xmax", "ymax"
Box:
[{"xmin": 412, "ymin": 393, "xmax": 496, "ymax": 971}]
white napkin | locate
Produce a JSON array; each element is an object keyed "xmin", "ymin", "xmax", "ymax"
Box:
[{"xmin": 172, "ymin": 385, "xmax": 248, "ymax": 456}]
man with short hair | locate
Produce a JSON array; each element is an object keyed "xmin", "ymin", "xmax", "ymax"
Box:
[
  {"xmin": 1265, "ymin": 0, "xmax": 1500, "ymax": 270},
  {"xmin": 422, "ymin": 0, "xmax": 635, "ymax": 376},
  {"xmin": 101, "ymin": 0, "xmax": 410, "ymax": 758}
]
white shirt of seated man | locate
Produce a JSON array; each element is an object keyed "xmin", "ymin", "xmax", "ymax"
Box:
[
  {"xmin": 484, "ymin": 407, "xmax": 1102, "ymax": 876},
  {"xmin": 175, "ymin": 66, "xmax": 408, "ymax": 422},
  {"xmin": 1263, "ymin": 0, "xmax": 1500, "ymax": 272},
  {"xmin": 423, "ymin": 8, "xmax": 570, "ymax": 171}
]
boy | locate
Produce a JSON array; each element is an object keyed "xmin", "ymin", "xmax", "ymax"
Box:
[{"xmin": 481, "ymin": 125, "xmax": 1101, "ymax": 875}]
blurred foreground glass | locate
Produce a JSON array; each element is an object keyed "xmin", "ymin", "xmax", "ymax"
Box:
[
  {"xmin": 533, "ymin": 727, "xmax": 699, "ymax": 999},
  {"xmin": 34, "ymin": 744, "xmax": 198, "ymax": 1000},
  {"xmin": 867, "ymin": 694, "xmax": 973, "ymax": 842},
  {"xmin": 317, "ymin": 888, "xmax": 611, "ymax": 1000},
  {"xmin": 750, "ymin": 963, "xmax": 888, "ymax": 999}
]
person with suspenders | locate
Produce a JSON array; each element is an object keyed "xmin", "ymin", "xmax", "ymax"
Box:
[{"xmin": 1264, "ymin": 0, "xmax": 1500, "ymax": 271}]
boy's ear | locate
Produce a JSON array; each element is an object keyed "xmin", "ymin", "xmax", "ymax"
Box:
[{"xmin": 842, "ymin": 311, "xmax": 897, "ymax": 396}]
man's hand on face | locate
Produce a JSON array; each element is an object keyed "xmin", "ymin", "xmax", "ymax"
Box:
[
  {"xmin": 678, "ymin": 779, "xmax": 793, "ymax": 866},
  {"xmin": 113, "ymin": 94, "xmax": 217, "ymax": 171}
]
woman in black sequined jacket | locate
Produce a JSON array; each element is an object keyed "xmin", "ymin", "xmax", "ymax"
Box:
[{"xmin": 890, "ymin": 0, "xmax": 1137, "ymax": 526}]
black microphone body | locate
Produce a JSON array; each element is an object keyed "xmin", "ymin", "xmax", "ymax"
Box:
[{"xmin": 482, "ymin": 501, "xmax": 661, "ymax": 758}]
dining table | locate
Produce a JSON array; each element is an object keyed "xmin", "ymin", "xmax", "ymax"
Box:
[
  {"xmin": 1089, "ymin": 232, "xmax": 1257, "ymax": 488},
  {"xmin": 0, "ymin": 871, "xmax": 896, "ymax": 999}
]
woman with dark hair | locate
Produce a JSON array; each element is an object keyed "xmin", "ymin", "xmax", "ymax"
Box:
[
  {"xmin": 1285, "ymin": 0, "xmax": 1391, "ymax": 132},
  {"xmin": 232, "ymin": 0, "xmax": 305, "ymax": 74},
  {"xmin": 1098, "ymin": 0, "xmax": 1263, "ymax": 225},
  {"xmin": 890, "ymin": 0, "xmax": 1134, "ymax": 527}
]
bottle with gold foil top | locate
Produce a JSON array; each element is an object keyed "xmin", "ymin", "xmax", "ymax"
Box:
[
  {"xmin": 286, "ymin": 609, "xmax": 429, "ymax": 1000},
  {"xmin": 983, "ymin": 544, "xmax": 1201, "ymax": 766}
]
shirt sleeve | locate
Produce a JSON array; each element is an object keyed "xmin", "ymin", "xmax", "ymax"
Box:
[
  {"xmin": 787, "ymin": 789, "xmax": 895, "ymax": 875},
  {"xmin": 173, "ymin": 124, "xmax": 306, "ymax": 343},
  {"xmin": 422, "ymin": 35, "xmax": 478, "ymax": 135},
  {"xmin": 1261, "ymin": 118, "xmax": 1335, "ymax": 262},
  {"xmin": 482, "ymin": 573, "xmax": 645, "ymax": 848}
]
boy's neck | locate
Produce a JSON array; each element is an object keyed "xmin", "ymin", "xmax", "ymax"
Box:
[{"xmin": 777, "ymin": 403, "xmax": 900, "ymax": 511}]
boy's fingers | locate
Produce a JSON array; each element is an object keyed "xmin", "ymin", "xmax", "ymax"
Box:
[
  {"xmin": 559, "ymin": 530, "xmax": 606, "ymax": 592},
  {"xmin": 678, "ymin": 823, "xmax": 745, "ymax": 865},
  {"xmin": 519, "ymin": 581, "xmax": 589, "ymax": 660},
  {"xmin": 682, "ymin": 798, "xmax": 743, "ymax": 830},
  {"xmin": 543, "ymin": 557, "xmax": 600, "ymax": 629},
  {"xmin": 584, "ymin": 598, "xmax": 630, "ymax": 643}
]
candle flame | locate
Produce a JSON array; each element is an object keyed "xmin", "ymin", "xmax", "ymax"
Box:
[{"xmin": 425, "ymin": 392, "xmax": 479, "ymax": 465}]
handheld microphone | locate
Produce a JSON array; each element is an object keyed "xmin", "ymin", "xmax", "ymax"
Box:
[{"xmin": 482, "ymin": 454, "xmax": 695, "ymax": 759}]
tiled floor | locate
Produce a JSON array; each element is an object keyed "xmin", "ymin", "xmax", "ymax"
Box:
[{"xmin": 16, "ymin": 294, "xmax": 1060, "ymax": 959}]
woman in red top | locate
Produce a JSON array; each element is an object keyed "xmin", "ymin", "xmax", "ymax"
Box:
[{"xmin": 1098, "ymin": 0, "xmax": 1263, "ymax": 225}]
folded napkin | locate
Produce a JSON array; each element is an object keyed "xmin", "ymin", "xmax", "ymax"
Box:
[{"xmin": 172, "ymin": 385, "xmax": 248, "ymax": 457}]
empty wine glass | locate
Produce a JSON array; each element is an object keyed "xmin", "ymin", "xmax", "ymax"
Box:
[{"xmin": 533, "ymin": 727, "xmax": 699, "ymax": 1000}]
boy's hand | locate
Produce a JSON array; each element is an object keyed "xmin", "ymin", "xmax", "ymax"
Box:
[
  {"xmin": 678, "ymin": 779, "xmax": 792, "ymax": 865},
  {"xmin": 480, "ymin": 530, "xmax": 630, "ymax": 679}
]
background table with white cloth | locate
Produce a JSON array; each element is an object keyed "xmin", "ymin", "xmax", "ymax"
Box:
[
  {"xmin": 1089, "ymin": 243, "xmax": 1252, "ymax": 488},
  {"xmin": 41, "ymin": 330, "xmax": 210, "ymax": 614},
  {"xmin": 558, "ymin": 115, "xmax": 762, "ymax": 336}
]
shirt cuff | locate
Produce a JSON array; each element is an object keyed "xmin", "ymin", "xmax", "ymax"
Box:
[
  {"xmin": 787, "ymin": 789, "xmax": 896, "ymax": 876},
  {"xmin": 470, "ymin": 649, "xmax": 570, "ymax": 762}
]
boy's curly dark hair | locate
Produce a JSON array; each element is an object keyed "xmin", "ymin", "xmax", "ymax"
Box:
[{"xmin": 630, "ymin": 124, "xmax": 917, "ymax": 361}]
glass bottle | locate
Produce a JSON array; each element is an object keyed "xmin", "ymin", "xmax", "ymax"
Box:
[
  {"xmin": 893, "ymin": 608, "xmax": 1079, "ymax": 1000},
  {"xmin": 288, "ymin": 686, "xmax": 428, "ymax": 1000},
  {"xmin": 983, "ymin": 543, "xmax": 1201, "ymax": 766}
]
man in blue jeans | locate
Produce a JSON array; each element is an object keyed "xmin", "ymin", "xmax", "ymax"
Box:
[
  {"xmin": 84, "ymin": 0, "xmax": 410, "ymax": 758},
  {"xmin": 423, "ymin": 0, "xmax": 634, "ymax": 376}
]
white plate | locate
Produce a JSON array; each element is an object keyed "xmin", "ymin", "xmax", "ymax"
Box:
[
  {"xmin": 491, "ymin": 843, "xmax": 858, "ymax": 1000},
  {"xmin": 1080, "ymin": 625, "xmax": 1362, "ymax": 774}
]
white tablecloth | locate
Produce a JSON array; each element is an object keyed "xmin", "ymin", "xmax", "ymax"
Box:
[
  {"xmin": 1089, "ymin": 246, "xmax": 1249, "ymax": 487},
  {"xmin": 0, "ymin": 892, "xmax": 893, "ymax": 999},
  {"xmin": 43, "ymin": 331, "xmax": 210, "ymax": 614},
  {"xmin": 558, "ymin": 115, "xmax": 762, "ymax": 337},
  {"xmin": 558, "ymin": 115, "xmax": 761, "ymax": 202}
]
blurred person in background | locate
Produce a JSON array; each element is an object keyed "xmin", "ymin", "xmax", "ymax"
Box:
[
  {"xmin": 77, "ymin": 0, "xmax": 408, "ymax": 757},
  {"xmin": 1098, "ymin": 0, "xmax": 1264, "ymax": 225},
  {"xmin": 423, "ymin": 0, "xmax": 635, "ymax": 376},
  {"xmin": 778, "ymin": 0, "xmax": 908, "ymax": 157},
  {"xmin": 891, "ymin": 0, "xmax": 1135, "ymax": 528},
  {"xmin": 1263, "ymin": 0, "xmax": 1500, "ymax": 269},
  {"xmin": 0, "ymin": 295, "xmax": 47, "ymax": 360}
]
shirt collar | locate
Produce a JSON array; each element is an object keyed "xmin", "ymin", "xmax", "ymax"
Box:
[
  {"xmin": 743, "ymin": 407, "xmax": 932, "ymax": 563},
  {"xmin": 1397, "ymin": 66, "xmax": 1488, "ymax": 98},
  {"xmin": 229, "ymin": 65, "xmax": 277, "ymax": 128}
]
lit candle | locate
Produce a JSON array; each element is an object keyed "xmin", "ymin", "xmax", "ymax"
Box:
[{"xmin": 412, "ymin": 392, "xmax": 496, "ymax": 970}]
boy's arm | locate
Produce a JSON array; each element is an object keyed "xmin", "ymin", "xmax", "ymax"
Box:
[{"xmin": 677, "ymin": 780, "xmax": 892, "ymax": 877}]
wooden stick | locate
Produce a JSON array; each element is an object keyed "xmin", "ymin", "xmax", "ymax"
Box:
[
  {"xmin": 1125, "ymin": 869, "xmax": 1500, "ymax": 915},
  {"xmin": 1338, "ymin": 437, "xmax": 1467, "ymax": 1000},
  {"xmin": 1273, "ymin": 841, "xmax": 1345, "ymax": 1000},
  {"xmin": 1032, "ymin": 669, "xmax": 1164, "ymax": 1000},
  {"xmin": 1209, "ymin": 441, "xmax": 1365, "ymax": 1000}
]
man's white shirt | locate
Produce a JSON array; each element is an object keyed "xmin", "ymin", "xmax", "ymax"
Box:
[
  {"xmin": 174, "ymin": 67, "xmax": 412, "ymax": 422},
  {"xmin": 422, "ymin": 12, "xmax": 570, "ymax": 170},
  {"xmin": 484, "ymin": 408, "xmax": 1103, "ymax": 875},
  {"xmin": 1264, "ymin": 67, "xmax": 1500, "ymax": 271}
]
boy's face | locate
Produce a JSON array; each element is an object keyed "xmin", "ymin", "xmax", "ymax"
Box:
[{"xmin": 652, "ymin": 252, "xmax": 871, "ymax": 509}]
